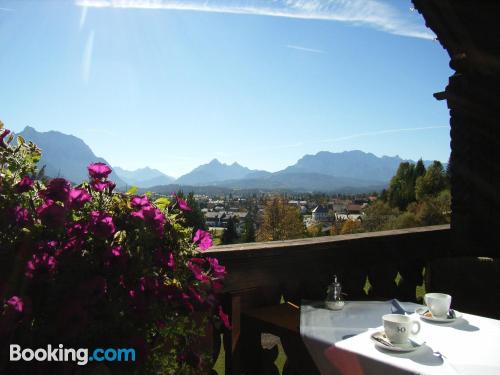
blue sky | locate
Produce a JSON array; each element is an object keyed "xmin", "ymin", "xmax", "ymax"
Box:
[{"xmin": 0, "ymin": 0, "xmax": 452, "ymax": 177}]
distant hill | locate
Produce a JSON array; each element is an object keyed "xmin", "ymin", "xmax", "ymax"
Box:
[
  {"xmin": 18, "ymin": 126, "xmax": 126, "ymax": 187},
  {"xmin": 114, "ymin": 166, "xmax": 175, "ymax": 188},
  {"xmin": 176, "ymin": 159, "xmax": 268, "ymax": 185},
  {"xmin": 15, "ymin": 127, "xmax": 442, "ymax": 193},
  {"xmin": 213, "ymin": 171, "xmax": 386, "ymax": 193},
  {"xmin": 282, "ymin": 150, "xmax": 403, "ymax": 182}
]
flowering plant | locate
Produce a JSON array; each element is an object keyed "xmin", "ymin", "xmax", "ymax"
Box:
[{"xmin": 0, "ymin": 123, "xmax": 228, "ymax": 374}]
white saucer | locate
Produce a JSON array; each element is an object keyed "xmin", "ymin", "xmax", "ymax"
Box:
[
  {"xmin": 370, "ymin": 331, "xmax": 424, "ymax": 352},
  {"xmin": 415, "ymin": 307, "xmax": 462, "ymax": 323}
]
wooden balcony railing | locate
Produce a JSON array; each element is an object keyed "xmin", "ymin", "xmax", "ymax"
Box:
[{"xmin": 205, "ymin": 224, "xmax": 451, "ymax": 375}]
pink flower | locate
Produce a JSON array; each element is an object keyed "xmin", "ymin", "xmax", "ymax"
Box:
[
  {"xmin": 37, "ymin": 200, "xmax": 66, "ymax": 227},
  {"xmin": 0, "ymin": 128, "xmax": 10, "ymax": 143},
  {"xmin": 90, "ymin": 211, "xmax": 116, "ymax": 238},
  {"xmin": 37, "ymin": 240, "xmax": 59, "ymax": 254},
  {"xmin": 87, "ymin": 162, "xmax": 112, "ymax": 180},
  {"xmin": 91, "ymin": 179, "xmax": 116, "ymax": 192},
  {"xmin": 131, "ymin": 195, "xmax": 150, "ymax": 208},
  {"xmin": 7, "ymin": 296, "xmax": 25, "ymax": 313},
  {"xmin": 193, "ymin": 229, "xmax": 213, "ymax": 251},
  {"xmin": 67, "ymin": 221, "xmax": 89, "ymax": 238},
  {"xmin": 167, "ymin": 252, "xmax": 175, "ymax": 269},
  {"xmin": 132, "ymin": 206, "xmax": 165, "ymax": 236},
  {"xmin": 16, "ymin": 176, "xmax": 33, "ymax": 193},
  {"xmin": 176, "ymin": 195, "xmax": 192, "ymax": 212},
  {"xmin": 188, "ymin": 258, "xmax": 210, "ymax": 283},
  {"xmin": 218, "ymin": 305, "xmax": 231, "ymax": 329},
  {"xmin": 104, "ymin": 245, "xmax": 126, "ymax": 267},
  {"xmin": 207, "ymin": 257, "xmax": 226, "ymax": 279},
  {"xmin": 10, "ymin": 206, "xmax": 31, "ymax": 226},
  {"xmin": 188, "ymin": 286, "xmax": 204, "ymax": 306},
  {"xmin": 69, "ymin": 188, "xmax": 92, "ymax": 209},
  {"xmin": 39, "ymin": 178, "xmax": 71, "ymax": 202},
  {"xmin": 110, "ymin": 246, "xmax": 122, "ymax": 257},
  {"xmin": 25, "ymin": 253, "xmax": 57, "ymax": 279}
]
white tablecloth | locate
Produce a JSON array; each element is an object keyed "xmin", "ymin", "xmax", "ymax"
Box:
[{"xmin": 300, "ymin": 300, "xmax": 500, "ymax": 375}]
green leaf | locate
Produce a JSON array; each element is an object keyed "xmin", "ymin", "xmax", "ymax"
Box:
[
  {"xmin": 126, "ymin": 186, "xmax": 138, "ymax": 195},
  {"xmin": 17, "ymin": 136, "xmax": 25, "ymax": 146},
  {"xmin": 154, "ymin": 197, "xmax": 171, "ymax": 210},
  {"xmin": 114, "ymin": 230, "xmax": 127, "ymax": 243}
]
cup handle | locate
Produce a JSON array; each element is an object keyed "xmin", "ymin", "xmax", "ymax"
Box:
[{"xmin": 411, "ymin": 321, "xmax": 421, "ymax": 335}]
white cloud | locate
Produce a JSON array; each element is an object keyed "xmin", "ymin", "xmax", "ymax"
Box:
[
  {"xmin": 82, "ymin": 30, "xmax": 95, "ymax": 85},
  {"xmin": 287, "ymin": 44, "xmax": 325, "ymax": 54},
  {"xmin": 74, "ymin": 0, "xmax": 435, "ymax": 40},
  {"xmin": 79, "ymin": 5, "xmax": 88, "ymax": 30}
]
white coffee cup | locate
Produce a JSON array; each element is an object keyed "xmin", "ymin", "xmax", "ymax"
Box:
[
  {"xmin": 424, "ymin": 293, "xmax": 451, "ymax": 318},
  {"xmin": 383, "ymin": 314, "xmax": 421, "ymax": 344}
]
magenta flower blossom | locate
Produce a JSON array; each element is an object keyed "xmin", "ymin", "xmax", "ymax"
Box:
[
  {"xmin": 90, "ymin": 211, "xmax": 116, "ymax": 238},
  {"xmin": 37, "ymin": 200, "xmax": 66, "ymax": 227},
  {"xmin": 10, "ymin": 206, "xmax": 31, "ymax": 226},
  {"xmin": 176, "ymin": 195, "xmax": 192, "ymax": 212},
  {"xmin": 0, "ymin": 128, "xmax": 10, "ymax": 143},
  {"xmin": 193, "ymin": 229, "xmax": 213, "ymax": 251},
  {"xmin": 208, "ymin": 257, "xmax": 226, "ymax": 279},
  {"xmin": 37, "ymin": 240, "xmax": 59, "ymax": 254},
  {"xmin": 110, "ymin": 246, "xmax": 122, "ymax": 257},
  {"xmin": 16, "ymin": 176, "xmax": 34, "ymax": 193},
  {"xmin": 39, "ymin": 178, "xmax": 71, "ymax": 202},
  {"xmin": 69, "ymin": 188, "xmax": 92, "ymax": 209},
  {"xmin": 188, "ymin": 258, "xmax": 210, "ymax": 283},
  {"xmin": 188, "ymin": 286, "xmax": 204, "ymax": 305},
  {"xmin": 91, "ymin": 179, "xmax": 116, "ymax": 192},
  {"xmin": 131, "ymin": 205, "xmax": 165, "ymax": 236},
  {"xmin": 167, "ymin": 252, "xmax": 175, "ymax": 269},
  {"xmin": 218, "ymin": 305, "xmax": 231, "ymax": 329},
  {"xmin": 87, "ymin": 162, "xmax": 112, "ymax": 180},
  {"xmin": 25, "ymin": 253, "xmax": 57, "ymax": 279},
  {"xmin": 67, "ymin": 221, "xmax": 89, "ymax": 238},
  {"xmin": 7, "ymin": 296, "xmax": 26, "ymax": 313},
  {"xmin": 104, "ymin": 246, "xmax": 126, "ymax": 268},
  {"xmin": 131, "ymin": 195, "xmax": 150, "ymax": 208}
]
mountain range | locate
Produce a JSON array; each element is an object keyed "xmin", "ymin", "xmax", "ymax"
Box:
[
  {"xmin": 113, "ymin": 166, "xmax": 175, "ymax": 188},
  {"xmin": 18, "ymin": 126, "xmax": 127, "ymax": 187},
  {"xmin": 16, "ymin": 126, "xmax": 435, "ymax": 193}
]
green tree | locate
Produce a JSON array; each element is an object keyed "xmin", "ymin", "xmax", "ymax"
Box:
[
  {"xmin": 415, "ymin": 158, "xmax": 426, "ymax": 178},
  {"xmin": 242, "ymin": 217, "xmax": 256, "ymax": 243},
  {"xmin": 340, "ymin": 219, "xmax": 362, "ymax": 234},
  {"xmin": 362, "ymin": 200, "xmax": 400, "ymax": 232},
  {"xmin": 387, "ymin": 162, "xmax": 417, "ymax": 210},
  {"xmin": 415, "ymin": 161, "xmax": 448, "ymax": 201},
  {"xmin": 387, "ymin": 211, "xmax": 419, "ymax": 229},
  {"xmin": 414, "ymin": 198, "xmax": 448, "ymax": 226},
  {"xmin": 176, "ymin": 190, "xmax": 207, "ymax": 231},
  {"xmin": 257, "ymin": 197, "xmax": 304, "ymax": 241},
  {"xmin": 222, "ymin": 217, "xmax": 239, "ymax": 245}
]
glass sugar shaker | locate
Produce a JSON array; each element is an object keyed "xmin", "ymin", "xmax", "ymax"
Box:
[{"xmin": 325, "ymin": 275, "xmax": 345, "ymax": 310}]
